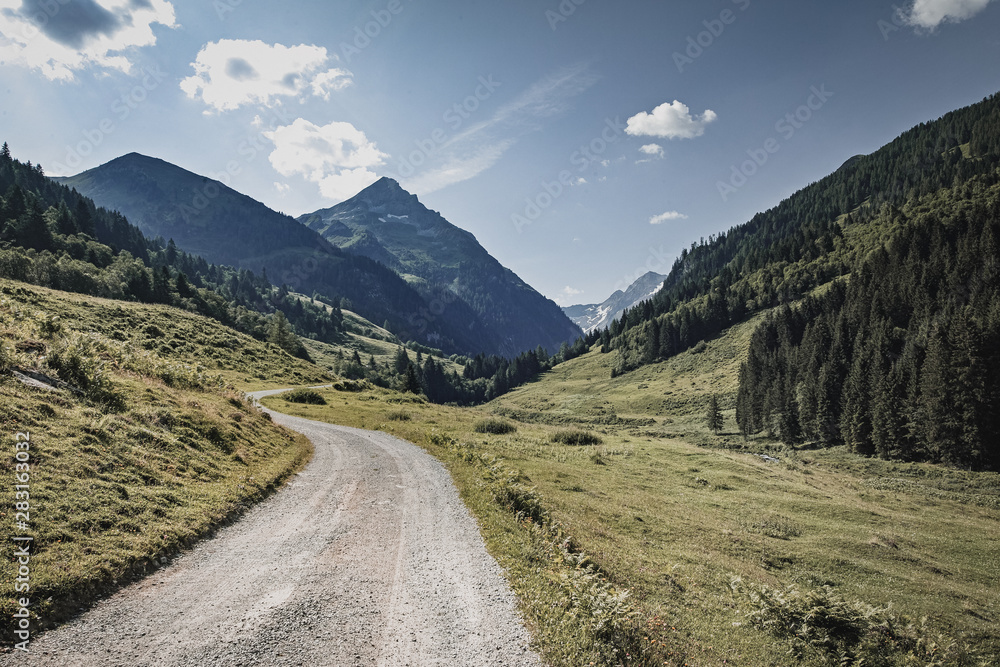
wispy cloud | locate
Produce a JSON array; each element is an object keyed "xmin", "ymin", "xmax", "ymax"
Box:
[{"xmin": 399, "ymin": 63, "xmax": 600, "ymax": 194}]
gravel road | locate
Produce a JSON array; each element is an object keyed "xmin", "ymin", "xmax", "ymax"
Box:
[{"xmin": 3, "ymin": 390, "xmax": 541, "ymax": 666}]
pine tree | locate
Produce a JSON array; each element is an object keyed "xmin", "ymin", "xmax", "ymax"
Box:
[
  {"xmin": 268, "ymin": 311, "xmax": 298, "ymax": 355},
  {"xmin": 402, "ymin": 362, "xmax": 421, "ymax": 394},
  {"xmin": 706, "ymin": 394, "xmax": 723, "ymax": 434},
  {"xmin": 152, "ymin": 266, "xmax": 172, "ymax": 303},
  {"xmin": 176, "ymin": 272, "xmax": 193, "ymax": 298},
  {"xmin": 393, "ymin": 347, "xmax": 410, "ymax": 375}
]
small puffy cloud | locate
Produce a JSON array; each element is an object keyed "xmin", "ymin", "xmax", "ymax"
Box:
[
  {"xmin": 180, "ymin": 39, "xmax": 352, "ymax": 112},
  {"xmin": 0, "ymin": 0, "xmax": 176, "ymax": 81},
  {"xmin": 639, "ymin": 144, "xmax": 664, "ymax": 158},
  {"xmin": 274, "ymin": 182, "xmax": 291, "ymax": 195},
  {"xmin": 649, "ymin": 211, "xmax": 688, "ymax": 225},
  {"xmin": 626, "ymin": 100, "xmax": 717, "ymax": 140},
  {"xmin": 901, "ymin": 0, "xmax": 995, "ymax": 28},
  {"xmin": 265, "ymin": 118, "xmax": 387, "ymax": 202}
]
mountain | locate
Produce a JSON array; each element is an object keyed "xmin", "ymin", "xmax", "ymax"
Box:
[
  {"xmin": 606, "ymin": 91, "xmax": 1000, "ymax": 469},
  {"xmin": 55, "ymin": 154, "xmax": 521, "ymax": 356},
  {"xmin": 299, "ymin": 177, "xmax": 582, "ymax": 357},
  {"xmin": 563, "ymin": 271, "xmax": 667, "ymax": 334}
]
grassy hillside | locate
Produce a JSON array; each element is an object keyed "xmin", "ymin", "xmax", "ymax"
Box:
[
  {"xmin": 0, "ymin": 279, "xmax": 326, "ymax": 639},
  {"xmin": 265, "ymin": 324, "xmax": 1000, "ymax": 665},
  {"xmin": 291, "ymin": 294, "xmax": 466, "ymax": 379},
  {"xmin": 493, "ymin": 315, "xmax": 762, "ymax": 432}
]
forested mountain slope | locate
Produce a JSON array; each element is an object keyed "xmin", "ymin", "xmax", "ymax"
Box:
[
  {"xmin": 300, "ymin": 177, "xmax": 582, "ymax": 357},
  {"xmin": 56, "ymin": 155, "xmax": 493, "ymax": 355},
  {"xmin": 604, "ymin": 93, "xmax": 1000, "ymax": 469}
]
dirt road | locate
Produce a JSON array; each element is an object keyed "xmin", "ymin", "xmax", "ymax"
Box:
[{"xmin": 4, "ymin": 390, "xmax": 540, "ymax": 666}]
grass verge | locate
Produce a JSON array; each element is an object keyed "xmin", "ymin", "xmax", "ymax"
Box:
[{"xmin": 0, "ymin": 281, "xmax": 315, "ymax": 641}]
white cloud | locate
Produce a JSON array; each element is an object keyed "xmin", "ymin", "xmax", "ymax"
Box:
[
  {"xmin": 626, "ymin": 100, "xmax": 717, "ymax": 140},
  {"xmin": 639, "ymin": 144, "xmax": 665, "ymax": 157},
  {"xmin": 180, "ymin": 39, "xmax": 352, "ymax": 112},
  {"xmin": 901, "ymin": 0, "xmax": 996, "ymax": 28},
  {"xmin": 274, "ymin": 182, "xmax": 291, "ymax": 195},
  {"xmin": 265, "ymin": 118, "xmax": 387, "ymax": 202},
  {"xmin": 649, "ymin": 211, "xmax": 688, "ymax": 225},
  {"xmin": 0, "ymin": 0, "xmax": 176, "ymax": 81}
]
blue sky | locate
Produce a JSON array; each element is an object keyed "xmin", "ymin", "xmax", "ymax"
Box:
[{"xmin": 2, "ymin": 0, "xmax": 999, "ymax": 307}]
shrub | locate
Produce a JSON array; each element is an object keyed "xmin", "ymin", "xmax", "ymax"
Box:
[
  {"xmin": 385, "ymin": 410, "xmax": 411, "ymax": 421},
  {"xmin": 46, "ymin": 335, "xmax": 121, "ymax": 407},
  {"xmin": 283, "ymin": 389, "xmax": 327, "ymax": 405},
  {"xmin": 0, "ymin": 342, "xmax": 9, "ymax": 372},
  {"xmin": 142, "ymin": 323, "xmax": 165, "ymax": 338},
  {"xmin": 39, "ymin": 315, "xmax": 63, "ymax": 337},
  {"xmin": 474, "ymin": 418, "xmax": 517, "ymax": 435},
  {"xmin": 731, "ymin": 577, "xmax": 976, "ymax": 665},
  {"xmin": 332, "ymin": 380, "xmax": 366, "ymax": 393},
  {"xmin": 552, "ymin": 429, "xmax": 603, "ymax": 446}
]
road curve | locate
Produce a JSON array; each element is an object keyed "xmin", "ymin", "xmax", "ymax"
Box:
[{"xmin": 3, "ymin": 389, "xmax": 540, "ymax": 666}]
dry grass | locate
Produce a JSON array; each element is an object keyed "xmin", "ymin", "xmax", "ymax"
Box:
[{"xmin": 0, "ymin": 280, "xmax": 315, "ymax": 639}]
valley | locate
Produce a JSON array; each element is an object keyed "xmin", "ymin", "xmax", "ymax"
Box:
[
  {"xmin": 2, "ymin": 65, "xmax": 999, "ymax": 667},
  {"xmin": 263, "ymin": 318, "xmax": 1000, "ymax": 665}
]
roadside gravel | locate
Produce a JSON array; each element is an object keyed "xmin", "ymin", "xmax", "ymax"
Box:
[{"xmin": 2, "ymin": 390, "xmax": 541, "ymax": 666}]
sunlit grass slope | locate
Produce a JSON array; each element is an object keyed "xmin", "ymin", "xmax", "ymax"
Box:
[{"xmin": 0, "ymin": 280, "xmax": 319, "ymax": 638}]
